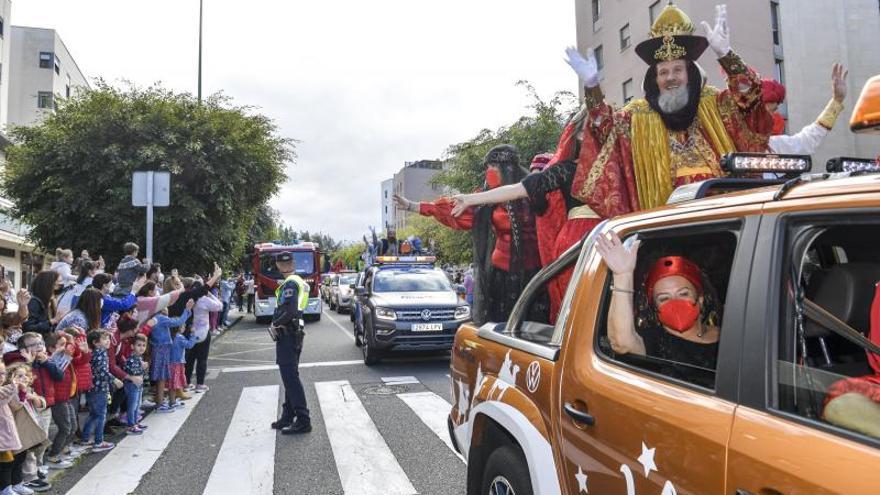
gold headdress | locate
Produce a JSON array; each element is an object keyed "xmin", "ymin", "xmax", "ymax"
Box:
[{"xmin": 635, "ymin": 2, "xmax": 708, "ymax": 65}]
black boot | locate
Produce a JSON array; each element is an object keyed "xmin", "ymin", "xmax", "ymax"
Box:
[
  {"xmin": 271, "ymin": 417, "xmax": 293, "ymax": 430},
  {"xmin": 281, "ymin": 419, "xmax": 312, "ymax": 435}
]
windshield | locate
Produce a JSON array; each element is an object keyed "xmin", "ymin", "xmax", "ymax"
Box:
[
  {"xmin": 260, "ymin": 251, "xmax": 316, "ymax": 279},
  {"xmin": 339, "ymin": 274, "xmax": 357, "ymax": 285},
  {"xmin": 373, "ymin": 269, "xmax": 452, "ymax": 293}
]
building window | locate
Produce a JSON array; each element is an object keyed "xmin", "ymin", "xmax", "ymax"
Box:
[
  {"xmin": 620, "ymin": 23, "xmax": 631, "ymax": 50},
  {"xmin": 770, "ymin": 1, "xmax": 781, "ymax": 47},
  {"xmin": 54, "ymin": 55, "xmax": 60, "ymax": 75},
  {"xmin": 774, "ymin": 58, "xmax": 785, "ymax": 84},
  {"xmin": 595, "ymin": 45, "xmax": 604, "ymax": 71},
  {"xmin": 37, "ymin": 91, "xmax": 54, "ymax": 109},
  {"xmin": 39, "ymin": 52, "xmax": 53, "ymax": 69},
  {"xmin": 649, "ymin": 1, "xmax": 662, "ymax": 25},
  {"xmin": 622, "ymin": 78, "xmax": 634, "ymax": 104},
  {"xmin": 592, "ymin": 0, "xmax": 602, "ymax": 31},
  {"xmin": 0, "ymin": 17, "xmax": 4, "ymax": 38}
]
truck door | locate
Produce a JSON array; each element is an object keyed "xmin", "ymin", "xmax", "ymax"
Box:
[
  {"xmin": 556, "ymin": 218, "xmax": 757, "ymax": 494},
  {"xmin": 728, "ymin": 206, "xmax": 880, "ymax": 494}
]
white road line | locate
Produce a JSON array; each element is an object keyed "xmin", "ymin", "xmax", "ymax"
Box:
[
  {"xmin": 322, "ymin": 310, "xmax": 357, "ymax": 343},
  {"xmin": 221, "ymin": 359, "xmax": 363, "ymax": 373},
  {"xmin": 203, "ymin": 385, "xmax": 279, "ymax": 495},
  {"xmin": 66, "ymin": 392, "xmax": 207, "ymax": 495},
  {"xmin": 382, "ymin": 376, "xmax": 419, "ymax": 385},
  {"xmin": 316, "ymin": 380, "xmax": 417, "ymax": 495},
  {"xmin": 397, "ymin": 391, "xmax": 465, "ymax": 463}
]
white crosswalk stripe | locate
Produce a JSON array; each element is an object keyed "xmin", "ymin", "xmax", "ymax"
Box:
[
  {"xmin": 66, "ymin": 392, "xmax": 207, "ymax": 495},
  {"xmin": 316, "ymin": 380, "xmax": 418, "ymax": 495},
  {"xmin": 398, "ymin": 391, "xmax": 465, "ymax": 463},
  {"xmin": 203, "ymin": 385, "xmax": 280, "ymax": 495},
  {"xmin": 62, "ymin": 376, "xmax": 461, "ymax": 494}
]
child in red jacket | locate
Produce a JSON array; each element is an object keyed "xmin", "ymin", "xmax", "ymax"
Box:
[{"xmin": 44, "ymin": 334, "xmax": 83, "ymax": 468}]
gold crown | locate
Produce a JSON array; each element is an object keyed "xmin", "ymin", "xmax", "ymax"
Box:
[
  {"xmin": 649, "ymin": 3, "xmax": 696, "ymax": 38},
  {"xmin": 654, "ymin": 34, "xmax": 687, "ymax": 62}
]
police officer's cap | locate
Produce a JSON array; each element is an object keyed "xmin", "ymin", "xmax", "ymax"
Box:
[{"xmin": 275, "ymin": 251, "xmax": 293, "ymax": 262}]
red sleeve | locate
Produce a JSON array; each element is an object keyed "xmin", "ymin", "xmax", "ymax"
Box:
[
  {"xmin": 72, "ymin": 346, "xmax": 90, "ymax": 366},
  {"xmin": 107, "ymin": 340, "xmax": 127, "ymax": 380},
  {"xmin": 419, "ymin": 198, "xmax": 474, "ymax": 230}
]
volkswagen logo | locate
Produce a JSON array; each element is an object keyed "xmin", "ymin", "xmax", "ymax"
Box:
[{"xmin": 420, "ymin": 309, "xmax": 432, "ymax": 321}]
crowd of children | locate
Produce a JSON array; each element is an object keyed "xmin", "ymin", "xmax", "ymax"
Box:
[{"xmin": 0, "ymin": 242, "xmax": 229, "ymax": 494}]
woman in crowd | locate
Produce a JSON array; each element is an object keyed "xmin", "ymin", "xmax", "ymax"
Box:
[
  {"xmin": 23, "ymin": 271, "xmax": 62, "ymax": 337},
  {"xmin": 57, "ymin": 260, "xmax": 97, "ymax": 316},
  {"xmin": 394, "ymin": 144, "xmax": 546, "ymax": 325},
  {"xmin": 187, "ymin": 281, "xmax": 222, "ymax": 393},
  {"xmin": 596, "ymin": 232, "xmax": 721, "ymax": 386},
  {"xmin": 56, "ymin": 288, "xmax": 104, "ymax": 334}
]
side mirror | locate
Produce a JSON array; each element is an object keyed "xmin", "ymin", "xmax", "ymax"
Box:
[{"xmin": 349, "ymin": 284, "xmax": 356, "ymax": 289}]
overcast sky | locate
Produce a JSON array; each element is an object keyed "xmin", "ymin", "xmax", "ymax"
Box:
[{"xmin": 13, "ymin": 0, "xmax": 578, "ymax": 242}]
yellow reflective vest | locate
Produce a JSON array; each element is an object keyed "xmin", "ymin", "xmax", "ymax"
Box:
[{"xmin": 275, "ymin": 274, "xmax": 309, "ymax": 311}]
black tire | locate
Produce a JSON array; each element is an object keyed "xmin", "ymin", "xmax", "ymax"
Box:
[
  {"xmin": 255, "ymin": 315, "xmax": 272, "ymax": 324},
  {"xmin": 329, "ymin": 298, "xmax": 336, "ymax": 310},
  {"xmin": 480, "ymin": 445, "xmax": 533, "ymax": 495},
  {"xmin": 349, "ymin": 308, "xmax": 355, "ymax": 322},
  {"xmin": 362, "ymin": 318, "xmax": 382, "ymax": 366}
]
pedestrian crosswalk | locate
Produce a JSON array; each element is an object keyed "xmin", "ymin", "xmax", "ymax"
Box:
[{"xmin": 62, "ymin": 375, "xmax": 464, "ymax": 495}]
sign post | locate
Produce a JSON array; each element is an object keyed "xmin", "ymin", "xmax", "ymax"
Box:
[{"xmin": 132, "ymin": 171, "xmax": 171, "ymax": 262}]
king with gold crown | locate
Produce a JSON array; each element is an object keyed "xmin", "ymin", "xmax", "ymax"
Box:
[{"xmin": 558, "ymin": 2, "xmax": 774, "ymax": 215}]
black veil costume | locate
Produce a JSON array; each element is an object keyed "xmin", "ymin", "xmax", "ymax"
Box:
[{"xmin": 470, "ymin": 145, "xmax": 549, "ymax": 327}]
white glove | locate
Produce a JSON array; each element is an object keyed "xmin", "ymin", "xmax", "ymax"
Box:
[
  {"xmin": 701, "ymin": 4, "xmax": 731, "ymax": 57},
  {"xmin": 564, "ymin": 47, "xmax": 600, "ymax": 88}
]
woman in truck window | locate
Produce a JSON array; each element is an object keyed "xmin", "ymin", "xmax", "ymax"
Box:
[{"xmin": 597, "ymin": 232, "xmax": 721, "ymax": 377}]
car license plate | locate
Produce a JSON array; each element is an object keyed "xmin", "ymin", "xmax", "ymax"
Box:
[{"xmin": 412, "ymin": 323, "xmax": 443, "ymax": 332}]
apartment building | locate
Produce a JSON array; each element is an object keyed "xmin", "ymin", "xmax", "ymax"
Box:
[
  {"xmin": 7, "ymin": 26, "xmax": 89, "ymax": 128},
  {"xmin": 574, "ymin": 0, "xmax": 880, "ymax": 165}
]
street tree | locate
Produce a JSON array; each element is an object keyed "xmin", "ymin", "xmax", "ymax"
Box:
[{"xmin": 2, "ymin": 82, "xmax": 293, "ymax": 273}]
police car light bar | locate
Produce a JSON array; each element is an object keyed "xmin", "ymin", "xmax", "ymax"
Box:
[
  {"xmin": 825, "ymin": 157, "xmax": 880, "ymax": 174},
  {"xmin": 375, "ymin": 255, "xmax": 436, "ymax": 264},
  {"xmin": 720, "ymin": 152, "xmax": 811, "ymax": 175}
]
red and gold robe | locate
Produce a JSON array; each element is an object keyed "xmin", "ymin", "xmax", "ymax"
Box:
[{"xmin": 569, "ymin": 51, "xmax": 774, "ymax": 216}]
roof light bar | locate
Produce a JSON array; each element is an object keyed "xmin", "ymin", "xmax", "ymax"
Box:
[
  {"xmin": 720, "ymin": 152, "xmax": 811, "ymax": 175},
  {"xmin": 375, "ymin": 255, "xmax": 437, "ymax": 264},
  {"xmin": 825, "ymin": 157, "xmax": 880, "ymax": 174}
]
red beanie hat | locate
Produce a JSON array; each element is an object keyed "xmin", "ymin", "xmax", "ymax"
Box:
[
  {"xmin": 645, "ymin": 256, "xmax": 703, "ymax": 302},
  {"xmin": 762, "ymin": 79, "xmax": 786, "ymax": 105}
]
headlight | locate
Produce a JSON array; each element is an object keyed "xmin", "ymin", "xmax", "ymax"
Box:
[
  {"xmin": 454, "ymin": 305, "xmax": 471, "ymax": 320},
  {"xmin": 375, "ymin": 307, "xmax": 397, "ymax": 321}
]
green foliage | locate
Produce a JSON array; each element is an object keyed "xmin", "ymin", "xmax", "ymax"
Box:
[
  {"xmin": 331, "ymin": 243, "xmax": 365, "ymax": 271},
  {"xmin": 433, "ymin": 81, "xmax": 576, "ymax": 194},
  {"xmin": 2, "ymin": 81, "xmax": 293, "ymax": 273}
]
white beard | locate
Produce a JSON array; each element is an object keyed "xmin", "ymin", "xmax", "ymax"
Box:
[{"xmin": 657, "ymin": 84, "xmax": 690, "ymax": 113}]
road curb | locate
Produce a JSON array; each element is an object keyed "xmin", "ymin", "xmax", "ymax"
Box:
[{"xmin": 212, "ymin": 315, "xmax": 245, "ymax": 342}]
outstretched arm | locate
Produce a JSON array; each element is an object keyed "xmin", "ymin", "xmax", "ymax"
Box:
[
  {"xmin": 394, "ymin": 194, "xmax": 475, "ymax": 230},
  {"xmin": 449, "ymin": 184, "xmax": 528, "ymax": 217}
]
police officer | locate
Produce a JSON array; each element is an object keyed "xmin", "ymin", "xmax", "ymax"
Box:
[{"xmin": 269, "ymin": 251, "xmax": 312, "ymax": 434}]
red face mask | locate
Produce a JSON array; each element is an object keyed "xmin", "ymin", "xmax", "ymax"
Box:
[
  {"xmin": 656, "ymin": 299, "xmax": 700, "ymax": 333},
  {"xmin": 485, "ymin": 168, "xmax": 502, "ymax": 189}
]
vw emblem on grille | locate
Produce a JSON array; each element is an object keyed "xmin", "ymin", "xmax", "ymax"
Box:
[{"xmin": 420, "ymin": 309, "xmax": 432, "ymax": 321}]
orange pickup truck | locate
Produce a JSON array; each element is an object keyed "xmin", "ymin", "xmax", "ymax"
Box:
[{"xmin": 448, "ymin": 166, "xmax": 880, "ymax": 494}]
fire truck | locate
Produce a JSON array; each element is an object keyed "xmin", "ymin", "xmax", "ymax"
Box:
[{"xmin": 250, "ymin": 241, "xmax": 322, "ymax": 323}]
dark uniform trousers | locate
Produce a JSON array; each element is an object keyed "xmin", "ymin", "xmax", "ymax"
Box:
[{"xmin": 277, "ymin": 328, "xmax": 310, "ymax": 423}]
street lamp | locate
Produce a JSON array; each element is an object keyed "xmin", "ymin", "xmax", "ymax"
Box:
[{"xmin": 198, "ymin": 0, "xmax": 203, "ymax": 103}]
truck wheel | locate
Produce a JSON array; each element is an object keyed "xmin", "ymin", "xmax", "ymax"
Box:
[
  {"xmin": 480, "ymin": 445, "xmax": 533, "ymax": 495},
  {"xmin": 362, "ymin": 320, "xmax": 382, "ymax": 366},
  {"xmin": 255, "ymin": 315, "xmax": 271, "ymax": 324}
]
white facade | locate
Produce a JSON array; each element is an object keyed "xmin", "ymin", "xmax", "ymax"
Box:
[
  {"xmin": 574, "ymin": 0, "xmax": 880, "ymax": 167},
  {"xmin": 0, "ymin": 0, "xmax": 12, "ymax": 127},
  {"xmin": 7, "ymin": 26, "xmax": 89, "ymax": 128},
  {"xmin": 380, "ymin": 178, "xmax": 393, "ymax": 230}
]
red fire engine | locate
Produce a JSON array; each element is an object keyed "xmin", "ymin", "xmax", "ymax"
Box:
[{"xmin": 250, "ymin": 241, "xmax": 322, "ymax": 322}]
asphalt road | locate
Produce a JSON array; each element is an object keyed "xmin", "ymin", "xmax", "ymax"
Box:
[{"xmin": 48, "ymin": 307, "xmax": 467, "ymax": 495}]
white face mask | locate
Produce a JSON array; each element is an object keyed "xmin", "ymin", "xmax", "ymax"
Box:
[
  {"xmin": 157, "ymin": 273, "xmax": 165, "ymax": 284},
  {"xmin": 107, "ymin": 282, "xmax": 116, "ymax": 294}
]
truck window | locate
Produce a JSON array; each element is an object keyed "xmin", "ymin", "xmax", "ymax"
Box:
[
  {"xmin": 775, "ymin": 219, "xmax": 880, "ymax": 442},
  {"xmin": 373, "ymin": 268, "xmax": 451, "ymax": 293},
  {"xmin": 596, "ymin": 225, "xmax": 740, "ymax": 390},
  {"xmin": 260, "ymin": 252, "xmax": 315, "ymax": 279}
]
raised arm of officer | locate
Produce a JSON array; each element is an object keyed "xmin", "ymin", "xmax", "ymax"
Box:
[{"xmin": 272, "ymin": 277, "xmax": 300, "ymax": 329}]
